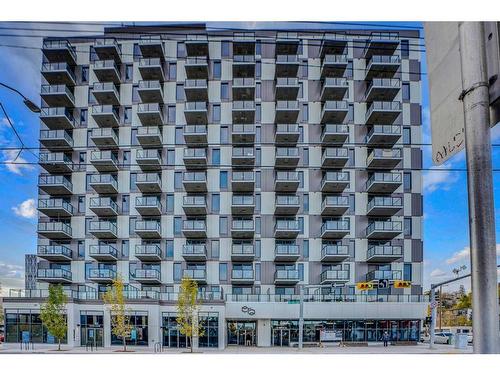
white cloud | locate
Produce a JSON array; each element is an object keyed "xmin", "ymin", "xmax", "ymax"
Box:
[
  {"xmin": 1, "ymin": 149, "xmax": 35, "ymax": 175},
  {"xmin": 446, "ymin": 244, "xmax": 500, "ymax": 265},
  {"xmin": 12, "ymin": 198, "xmax": 36, "ymax": 219},
  {"xmin": 0, "ymin": 262, "xmax": 25, "ymax": 296},
  {"xmin": 423, "ymin": 162, "xmax": 459, "ymax": 193},
  {"xmin": 430, "ymin": 268, "xmax": 447, "ymax": 278}
]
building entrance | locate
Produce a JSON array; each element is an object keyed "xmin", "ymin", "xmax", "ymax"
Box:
[
  {"xmin": 162, "ymin": 327, "xmax": 189, "ymax": 348},
  {"xmin": 272, "ymin": 328, "xmax": 291, "ymax": 347},
  {"xmin": 227, "ymin": 321, "xmax": 256, "ymax": 346}
]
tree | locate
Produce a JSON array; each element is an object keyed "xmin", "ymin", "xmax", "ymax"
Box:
[
  {"xmin": 455, "ymin": 292, "xmax": 472, "ymax": 310},
  {"xmin": 176, "ymin": 276, "xmax": 204, "ymax": 352},
  {"xmin": 103, "ymin": 276, "xmax": 132, "ymax": 352},
  {"xmin": 40, "ymin": 284, "xmax": 68, "ymax": 351}
]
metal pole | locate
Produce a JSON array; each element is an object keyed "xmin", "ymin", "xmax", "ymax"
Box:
[
  {"xmin": 458, "ymin": 21, "xmax": 500, "ymax": 354},
  {"xmin": 438, "ymin": 285, "xmax": 442, "ymax": 330},
  {"xmin": 429, "ymin": 286, "xmax": 437, "ymax": 350},
  {"xmin": 298, "ymin": 285, "xmax": 304, "ymax": 349}
]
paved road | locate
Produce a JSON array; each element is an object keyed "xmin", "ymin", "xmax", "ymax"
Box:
[{"xmin": 0, "ymin": 343, "xmax": 472, "ymax": 354}]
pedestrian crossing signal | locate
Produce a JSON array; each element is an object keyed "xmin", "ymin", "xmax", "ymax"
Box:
[
  {"xmin": 356, "ymin": 282, "xmax": 374, "ymax": 290},
  {"xmin": 394, "ymin": 280, "xmax": 412, "ymax": 288}
]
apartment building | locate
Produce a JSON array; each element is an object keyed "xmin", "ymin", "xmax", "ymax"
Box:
[{"xmin": 2, "ymin": 23, "xmax": 426, "ymax": 349}]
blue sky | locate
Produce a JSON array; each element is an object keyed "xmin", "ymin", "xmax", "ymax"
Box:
[{"xmin": 0, "ymin": 21, "xmax": 499, "ymax": 294}]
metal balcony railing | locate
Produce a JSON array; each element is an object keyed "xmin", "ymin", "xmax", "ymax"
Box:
[
  {"xmin": 38, "ymin": 221, "xmax": 72, "ymax": 235},
  {"xmin": 275, "ymin": 244, "xmax": 299, "ymax": 256},
  {"xmin": 39, "ymin": 174, "xmax": 72, "ymax": 190},
  {"xmin": 38, "ymin": 198, "xmax": 73, "ymax": 213},
  {"xmin": 367, "ymin": 245, "xmax": 403, "ymax": 259},
  {"xmin": 89, "ymin": 245, "xmax": 118, "ymax": 258},
  {"xmin": 367, "ymin": 196, "xmax": 403, "ymax": 210},
  {"xmin": 37, "ymin": 245, "xmax": 72, "ymax": 258},
  {"xmin": 321, "ymin": 244, "xmax": 349, "ymax": 258},
  {"xmin": 276, "ymin": 195, "xmax": 299, "ymax": 205}
]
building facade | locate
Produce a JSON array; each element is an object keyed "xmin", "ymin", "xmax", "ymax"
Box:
[
  {"xmin": 3, "ymin": 24, "xmax": 426, "ymax": 349},
  {"xmin": 24, "ymin": 254, "xmax": 38, "ymax": 290}
]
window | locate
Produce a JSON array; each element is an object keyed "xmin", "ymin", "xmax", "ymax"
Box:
[
  {"xmin": 256, "ymin": 40, "xmax": 261, "ymax": 55},
  {"xmin": 403, "ymin": 127, "xmax": 411, "ymax": 144},
  {"xmin": 168, "ymin": 63, "xmax": 177, "ymax": 80},
  {"xmin": 212, "ymin": 149, "xmax": 220, "ymax": 165},
  {"xmin": 132, "ymin": 85, "xmax": 139, "ymax": 103},
  {"xmin": 403, "ymin": 172, "xmax": 412, "ymax": 191},
  {"xmin": 78, "ymin": 196, "xmax": 85, "ymax": 213},
  {"xmin": 255, "ymin": 193, "xmax": 261, "ymax": 212},
  {"xmin": 302, "ymin": 103, "xmax": 308, "ymax": 122},
  {"xmin": 174, "ymin": 217, "xmax": 182, "ymax": 235},
  {"xmin": 221, "ymin": 41, "xmax": 230, "ymax": 57},
  {"xmin": 402, "ymin": 82, "xmax": 410, "ymax": 101},
  {"xmin": 175, "ymin": 127, "xmax": 184, "ymax": 144},
  {"xmin": 177, "ymin": 42, "xmax": 186, "ymax": 58},
  {"xmin": 121, "ymin": 240, "xmax": 129, "ymax": 257},
  {"xmin": 166, "ymin": 240, "xmax": 173, "ymax": 258},
  {"xmin": 219, "ymin": 263, "xmax": 227, "ymax": 281},
  {"xmin": 303, "ymin": 148, "xmax": 309, "ymax": 166},
  {"xmin": 78, "ymin": 241, "xmax": 85, "ymax": 257},
  {"xmin": 220, "ymin": 171, "xmax": 228, "ymax": 189},
  {"xmin": 298, "ymin": 217, "xmax": 304, "ymax": 234},
  {"xmin": 404, "ymin": 263, "xmax": 412, "ymax": 281},
  {"xmin": 301, "ymin": 60, "xmax": 308, "ymax": 78},
  {"xmin": 213, "ymin": 61, "xmax": 221, "ymax": 79},
  {"xmin": 401, "ymin": 40, "xmax": 409, "ymax": 58},
  {"xmin": 255, "ymin": 263, "xmax": 261, "ymax": 281},
  {"xmin": 173, "ymin": 263, "xmax": 182, "ymax": 282},
  {"xmin": 122, "ymin": 195, "xmax": 129, "ymax": 213},
  {"xmin": 211, "ymin": 240, "xmax": 220, "ymax": 258},
  {"xmin": 81, "ymin": 66, "xmax": 89, "ymax": 83},
  {"xmin": 303, "ymin": 240, "xmax": 309, "ymax": 258},
  {"xmin": 123, "ymin": 151, "xmax": 131, "ymax": 166},
  {"xmin": 255, "ymin": 82, "xmax": 261, "ymax": 99},
  {"xmin": 303, "ymin": 194, "xmax": 309, "ymax": 213},
  {"xmin": 174, "ymin": 172, "xmax": 182, "ymax": 189},
  {"xmin": 298, "ymin": 171, "xmax": 304, "ymax": 188},
  {"xmin": 255, "ymin": 217, "xmax": 261, "ymax": 234},
  {"xmin": 298, "ymin": 263, "xmax": 304, "ymax": 281},
  {"xmin": 298, "ymin": 82, "xmax": 303, "ymax": 99},
  {"xmin": 79, "ymin": 152, "xmax": 86, "ymax": 164},
  {"xmin": 176, "ymin": 84, "xmax": 185, "ymax": 101},
  {"xmin": 255, "ymin": 103, "xmax": 261, "ymax": 123},
  {"xmin": 212, "ymin": 194, "xmax": 220, "ymax": 213},
  {"xmin": 255, "ymin": 61, "xmax": 261, "ymax": 78},
  {"xmin": 256, "ymin": 171, "xmax": 261, "ymax": 188},
  {"xmin": 168, "ymin": 105, "xmax": 176, "ymax": 124},
  {"xmin": 124, "ymin": 107, "xmax": 132, "ymax": 124},
  {"xmin": 404, "ymin": 218, "xmax": 412, "ymax": 236},
  {"xmin": 80, "ymin": 109, "xmax": 88, "ymax": 126},
  {"xmin": 219, "ymin": 217, "xmax": 228, "ymax": 235},
  {"xmin": 125, "ymin": 64, "xmax": 133, "ymax": 81},
  {"xmin": 166, "ymin": 194, "xmax": 174, "ymax": 213},
  {"xmin": 255, "ymin": 240, "xmax": 261, "ymax": 258},
  {"xmin": 221, "ymin": 83, "xmax": 229, "ymax": 100},
  {"xmin": 167, "ymin": 149, "xmax": 175, "ymax": 165},
  {"xmin": 220, "ymin": 126, "xmax": 229, "ymax": 143},
  {"xmin": 212, "ymin": 104, "xmax": 221, "ymax": 123}
]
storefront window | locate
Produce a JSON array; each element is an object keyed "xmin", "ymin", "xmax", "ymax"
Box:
[
  {"xmin": 198, "ymin": 312, "xmax": 219, "ymax": 348},
  {"xmin": 111, "ymin": 311, "xmax": 148, "ymax": 346},
  {"xmin": 5, "ymin": 310, "xmax": 67, "ymax": 344}
]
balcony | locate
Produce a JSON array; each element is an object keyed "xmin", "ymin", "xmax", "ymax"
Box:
[
  {"xmin": 321, "ymin": 219, "xmax": 350, "ymax": 239},
  {"xmin": 136, "ymin": 149, "xmax": 162, "ymax": 170},
  {"xmin": 135, "ymin": 220, "xmax": 161, "ymax": 239},
  {"xmin": 136, "ymin": 173, "xmax": 162, "ymax": 193},
  {"xmin": 233, "ymin": 33, "xmax": 255, "ymax": 55},
  {"xmin": 233, "ymin": 55, "xmax": 256, "ymax": 78},
  {"xmin": 139, "ymin": 36, "xmax": 164, "ymax": 58},
  {"xmin": 38, "ymin": 174, "xmax": 72, "ymax": 195},
  {"xmin": 90, "ymin": 150, "xmax": 118, "ymax": 172},
  {"xmin": 232, "ymin": 78, "xmax": 255, "ymax": 100},
  {"xmin": 135, "ymin": 244, "xmax": 162, "ymax": 262},
  {"xmin": 232, "ymin": 101, "xmax": 255, "ymax": 123},
  {"xmin": 275, "ymin": 219, "xmax": 300, "ymax": 239},
  {"xmin": 183, "ymin": 195, "xmax": 207, "ymax": 215},
  {"xmin": 183, "ymin": 220, "xmax": 207, "ymax": 238},
  {"xmin": 275, "ymin": 147, "xmax": 300, "ymax": 168},
  {"xmin": 184, "ymin": 101, "xmax": 208, "ymax": 124},
  {"xmin": 38, "ymin": 198, "xmax": 74, "ymax": 217},
  {"xmin": 184, "ymin": 148, "xmax": 207, "ymax": 168},
  {"xmin": 276, "ymin": 32, "xmax": 300, "ymax": 54},
  {"xmin": 366, "ymin": 148, "xmax": 402, "ymax": 169},
  {"xmin": 275, "ymin": 54, "xmax": 300, "ymax": 77},
  {"xmin": 320, "ymin": 34, "xmax": 348, "ymax": 56},
  {"xmin": 320, "ymin": 270, "xmax": 350, "ymax": 284},
  {"xmin": 135, "ymin": 196, "xmax": 162, "ymax": 216},
  {"xmin": 232, "ymin": 124, "xmax": 255, "ymax": 143},
  {"xmin": 366, "ymin": 244, "xmax": 403, "ymax": 262},
  {"xmin": 183, "ymin": 269, "xmax": 206, "ymax": 284},
  {"xmin": 137, "ymin": 103, "xmax": 163, "ymax": 126},
  {"xmin": 42, "ymin": 40, "xmax": 76, "ymax": 64},
  {"xmin": 182, "ymin": 244, "xmax": 207, "ymax": 261},
  {"xmin": 275, "ymin": 124, "xmax": 300, "ymax": 144},
  {"xmin": 321, "ymin": 147, "xmax": 349, "ymax": 168},
  {"xmin": 185, "ymin": 35, "xmax": 209, "ymax": 56},
  {"xmin": 366, "ymin": 220, "xmax": 403, "ymax": 239},
  {"xmin": 365, "ymin": 55, "xmax": 401, "ymax": 79},
  {"xmin": 275, "ymin": 77, "xmax": 300, "ymax": 100},
  {"xmin": 90, "ymin": 128, "xmax": 118, "ymax": 148},
  {"xmin": 366, "ymin": 270, "xmax": 402, "ymax": 282},
  {"xmin": 232, "ymin": 147, "xmax": 255, "ymax": 167},
  {"xmin": 41, "ymin": 62, "xmax": 76, "ymax": 85},
  {"xmin": 138, "ymin": 80, "xmax": 164, "ymax": 103},
  {"xmin": 363, "ymin": 32, "xmax": 400, "ymax": 59},
  {"xmin": 274, "ymin": 269, "xmax": 299, "ymax": 284},
  {"xmin": 137, "ymin": 126, "xmax": 162, "ymax": 148},
  {"xmin": 138, "ymin": 58, "xmax": 165, "ymax": 81},
  {"xmin": 321, "ymin": 54, "xmax": 349, "ymax": 77},
  {"xmin": 38, "ymin": 221, "xmax": 72, "ymax": 239},
  {"xmin": 231, "ymin": 242, "xmax": 255, "ymax": 261},
  {"xmin": 321, "ymin": 100, "xmax": 349, "ymax": 123},
  {"xmin": 321, "ymin": 195, "xmax": 350, "ymax": 216},
  {"xmin": 93, "ymin": 38, "xmax": 121, "ymax": 62},
  {"xmin": 184, "ymin": 79, "xmax": 208, "ymax": 101},
  {"xmin": 37, "ymin": 268, "xmax": 72, "ymax": 284},
  {"xmin": 274, "ymin": 243, "xmax": 300, "ymax": 262},
  {"xmin": 133, "ymin": 269, "xmax": 161, "ymax": 284},
  {"xmin": 39, "ymin": 130, "xmax": 73, "ymax": 151},
  {"xmin": 40, "ymin": 107, "xmax": 74, "ymax": 130},
  {"xmin": 91, "ymin": 105, "xmax": 120, "ymax": 127},
  {"xmin": 93, "ymin": 59, "xmax": 121, "ymax": 83},
  {"xmin": 366, "ymin": 125, "xmax": 401, "ymax": 147},
  {"xmin": 89, "ymin": 174, "xmax": 118, "ymax": 194},
  {"xmin": 366, "ymin": 172, "xmax": 402, "ymax": 194},
  {"xmin": 183, "ymin": 125, "xmax": 207, "ymax": 145},
  {"xmin": 183, "ymin": 172, "xmax": 207, "ymax": 192},
  {"xmin": 41, "ymin": 84, "xmax": 74, "ymax": 107},
  {"xmin": 274, "ymin": 171, "xmax": 300, "ymax": 192},
  {"xmin": 231, "ymin": 171, "xmax": 254, "ymax": 192},
  {"xmin": 275, "ymin": 100, "xmax": 299, "ymax": 123},
  {"xmin": 89, "ymin": 245, "xmax": 119, "ymax": 262},
  {"xmin": 39, "ymin": 152, "xmax": 73, "ymax": 173},
  {"xmin": 275, "ymin": 195, "xmax": 300, "ymax": 215},
  {"xmin": 37, "ymin": 245, "xmax": 72, "ymax": 262},
  {"xmin": 92, "ymin": 82, "xmax": 120, "ymax": 105},
  {"xmin": 231, "ymin": 219, "xmax": 255, "ymax": 239},
  {"xmin": 321, "ymin": 244, "xmax": 350, "ymax": 262},
  {"xmin": 185, "ymin": 57, "xmax": 208, "ymax": 79},
  {"xmin": 366, "ymin": 101, "xmax": 401, "ymax": 124},
  {"xmin": 321, "ymin": 78, "xmax": 349, "ymax": 101},
  {"xmin": 231, "ymin": 269, "xmax": 255, "ymax": 284},
  {"xmin": 321, "ymin": 124, "xmax": 349, "ymax": 145},
  {"xmin": 232, "ymin": 195, "xmax": 255, "ymax": 215},
  {"xmin": 367, "ymin": 196, "xmax": 403, "ymax": 216},
  {"xmin": 366, "ymin": 78, "xmax": 401, "ymax": 101},
  {"xmin": 89, "ymin": 220, "xmax": 118, "ymax": 239}
]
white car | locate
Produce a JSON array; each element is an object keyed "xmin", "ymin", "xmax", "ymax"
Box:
[{"xmin": 434, "ymin": 332, "xmax": 454, "ymax": 344}]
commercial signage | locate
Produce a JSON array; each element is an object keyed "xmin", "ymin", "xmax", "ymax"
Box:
[{"xmin": 320, "ymin": 329, "xmax": 342, "ymax": 342}]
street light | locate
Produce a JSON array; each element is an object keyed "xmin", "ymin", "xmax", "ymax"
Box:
[{"xmin": 0, "ymin": 82, "xmax": 41, "ymax": 113}]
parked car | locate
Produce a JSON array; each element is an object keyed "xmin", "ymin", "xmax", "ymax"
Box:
[
  {"xmin": 434, "ymin": 332, "xmax": 454, "ymax": 344},
  {"xmin": 0, "ymin": 333, "xmax": 4, "ymax": 343}
]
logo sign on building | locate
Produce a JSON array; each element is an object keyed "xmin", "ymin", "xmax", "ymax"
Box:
[{"xmin": 241, "ymin": 305, "xmax": 256, "ymax": 315}]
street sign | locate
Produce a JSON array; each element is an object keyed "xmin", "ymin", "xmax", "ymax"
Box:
[
  {"xmin": 288, "ymin": 300, "xmax": 300, "ymax": 304},
  {"xmin": 430, "ymin": 301, "xmax": 438, "ymax": 309},
  {"xmin": 377, "ymin": 279, "xmax": 389, "ymax": 289}
]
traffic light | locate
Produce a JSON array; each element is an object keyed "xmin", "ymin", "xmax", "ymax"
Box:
[
  {"xmin": 425, "ymin": 316, "xmax": 432, "ymax": 325},
  {"xmin": 356, "ymin": 282, "xmax": 374, "ymax": 290},
  {"xmin": 394, "ymin": 280, "xmax": 412, "ymax": 288}
]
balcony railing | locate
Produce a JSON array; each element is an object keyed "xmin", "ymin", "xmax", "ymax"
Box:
[
  {"xmin": 38, "ymin": 198, "xmax": 73, "ymax": 213},
  {"xmin": 232, "ymin": 220, "xmax": 254, "ymax": 230},
  {"xmin": 89, "ymin": 244, "xmax": 118, "ymax": 258},
  {"xmin": 89, "ymin": 220, "xmax": 117, "ymax": 234},
  {"xmin": 320, "ymin": 270, "xmax": 349, "ymax": 283},
  {"xmin": 322, "ymin": 219, "xmax": 350, "ymax": 232},
  {"xmin": 321, "ymin": 244, "xmax": 349, "ymax": 258},
  {"xmin": 274, "ymin": 269, "xmax": 299, "ymax": 280},
  {"xmin": 37, "ymin": 245, "xmax": 72, "ymax": 258},
  {"xmin": 232, "ymin": 243, "xmax": 255, "ymax": 256},
  {"xmin": 38, "ymin": 174, "xmax": 72, "ymax": 191},
  {"xmin": 136, "ymin": 244, "xmax": 162, "ymax": 257},
  {"xmin": 182, "ymin": 244, "xmax": 207, "ymax": 256},
  {"xmin": 37, "ymin": 268, "xmax": 72, "ymax": 280},
  {"xmin": 183, "ymin": 269, "xmax": 206, "ymax": 279},
  {"xmin": 367, "ymin": 196, "xmax": 403, "ymax": 210},
  {"xmin": 231, "ymin": 269, "xmax": 254, "ymax": 280},
  {"xmin": 366, "ymin": 270, "xmax": 402, "ymax": 281},
  {"xmin": 366, "ymin": 220, "xmax": 403, "ymax": 233},
  {"xmin": 367, "ymin": 245, "xmax": 403, "ymax": 259},
  {"xmin": 134, "ymin": 269, "xmax": 161, "ymax": 280},
  {"xmin": 135, "ymin": 220, "xmax": 161, "ymax": 231},
  {"xmin": 275, "ymin": 220, "xmax": 299, "ymax": 231},
  {"xmin": 183, "ymin": 220, "xmax": 206, "ymax": 230},
  {"xmin": 275, "ymin": 244, "xmax": 300, "ymax": 256},
  {"xmin": 38, "ymin": 221, "xmax": 72, "ymax": 236}
]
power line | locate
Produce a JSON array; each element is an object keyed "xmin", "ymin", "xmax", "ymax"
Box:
[{"xmin": 0, "ymin": 102, "xmax": 38, "ymax": 159}]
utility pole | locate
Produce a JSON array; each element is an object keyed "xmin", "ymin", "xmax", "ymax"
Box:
[
  {"xmin": 429, "ymin": 287, "xmax": 437, "ymax": 350},
  {"xmin": 439, "ymin": 285, "xmax": 443, "ymax": 330},
  {"xmin": 458, "ymin": 21, "xmax": 500, "ymax": 354},
  {"xmin": 298, "ymin": 285, "xmax": 304, "ymax": 349}
]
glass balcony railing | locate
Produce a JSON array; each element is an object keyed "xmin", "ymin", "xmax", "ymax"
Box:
[
  {"xmin": 38, "ymin": 221, "xmax": 72, "ymax": 235},
  {"xmin": 231, "ymin": 269, "xmax": 254, "ymax": 280},
  {"xmin": 323, "ymin": 147, "xmax": 349, "ymax": 157},
  {"xmin": 232, "ymin": 171, "xmax": 254, "ymax": 181},
  {"xmin": 37, "ymin": 268, "xmax": 72, "ymax": 280},
  {"xmin": 39, "ymin": 174, "xmax": 72, "ymax": 190},
  {"xmin": 135, "ymin": 221, "xmax": 161, "ymax": 231},
  {"xmin": 367, "ymin": 196, "xmax": 403, "ymax": 210},
  {"xmin": 276, "ymin": 195, "xmax": 299, "ymax": 205},
  {"xmin": 321, "ymin": 270, "xmax": 349, "ymax": 282},
  {"xmin": 39, "ymin": 152, "xmax": 72, "ymax": 164},
  {"xmin": 89, "ymin": 245, "xmax": 118, "ymax": 258},
  {"xmin": 139, "ymin": 57, "xmax": 163, "ymax": 67},
  {"xmin": 233, "ymin": 55, "xmax": 256, "ymax": 63},
  {"xmin": 185, "ymin": 57, "xmax": 208, "ymax": 65},
  {"xmin": 138, "ymin": 80, "xmax": 163, "ymax": 90},
  {"xmin": 136, "ymin": 149, "xmax": 161, "ymax": 160},
  {"xmin": 323, "ymin": 100, "xmax": 349, "ymax": 110},
  {"xmin": 40, "ymin": 107, "xmax": 74, "ymax": 121},
  {"xmin": 91, "ymin": 105, "xmax": 119, "ymax": 118},
  {"xmin": 232, "ymin": 220, "xmax": 254, "ymax": 230},
  {"xmin": 276, "ymin": 55, "xmax": 299, "ymax": 63},
  {"xmin": 366, "ymin": 172, "xmax": 402, "ymax": 188},
  {"xmin": 138, "ymin": 103, "xmax": 162, "ymax": 112},
  {"xmin": 182, "ymin": 244, "xmax": 207, "ymax": 256},
  {"xmin": 136, "ymin": 244, "xmax": 162, "ymax": 257},
  {"xmin": 41, "ymin": 84, "xmax": 74, "ymax": 101},
  {"xmin": 42, "ymin": 62, "xmax": 76, "ymax": 79},
  {"xmin": 275, "ymin": 269, "xmax": 299, "ymax": 279},
  {"xmin": 232, "ymin": 147, "xmax": 254, "ymax": 157},
  {"xmin": 276, "ymin": 147, "xmax": 299, "ymax": 157},
  {"xmin": 323, "ymin": 54, "xmax": 348, "ymax": 63},
  {"xmin": 232, "ymin": 195, "xmax": 254, "ymax": 205},
  {"xmin": 367, "ymin": 245, "xmax": 403, "ymax": 259},
  {"xmin": 366, "ymin": 270, "xmax": 402, "ymax": 281},
  {"xmin": 369, "ymin": 148, "xmax": 402, "ymax": 159},
  {"xmin": 37, "ymin": 245, "xmax": 72, "ymax": 258},
  {"xmin": 275, "ymin": 220, "xmax": 299, "ymax": 231},
  {"xmin": 136, "ymin": 196, "xmax": 162, "ymax": 209},
  {"xmin": 233, "ymin": 78, "xmax": 255, "ymax": 86},
  {"xmin": 367, "ymin": 101, "xmax": 401, "ymax": 114},
  {"xmin": 276, "ymin": 100, "xmax": 299, "ymax": 110},
  {"xmin": 184, "ymin": 148, "xmax": 207, "ymax": 158},
  {"xmin": 89, "ymin": 173, "xmax": 117, "ymax": 186},
  {"xmin": 90, "ymin": 150, "xmax": 118, "ymax": 163},
  {"xmin": 233, "ymin": 101, "xmax": 255, "ymax": 110},
  {"xmin": 323, "ymin": 77, "xmax": 349, "ymax": 87},
  {"xmin": 232, "ymin": 243, "xmax": 255, "ymax": 255},
  {"xmin": 322, "ymin": 220, "xmax": 350, "ymax": 232},
  {"xmin": 183, "ymin": 171, "xmax": 207, "ymax": 181},
  {"xmin": 366, "ymin": 55, "xmax": 401, "ymax": 67},
  {"xmin": 185, "ymin": 101, "xmax": 207, "ymax": 111},
  {"xmin": 322, "ymin": 195, "xmax": 349, "ymax": 207},
  {"xmin": 134, "ymin": 269, "xmax": 160, "ymax": 279},
  {"xmin": 185, "ymin": 79, "xmax": 208, "ymax": 88},
  {"xmin": 321, "ymin": 244, "xmax": 349, "ymax": 258},
  {"xmin": 136, "ymin": 173, "xmax": 161, "ymax": 184},
  {"xmin": 38, "ymin": 198, "xmax": 73, "ymax": 213},
  {"xmin": 276, "ymin": 171, "xmax": 299, "ymax": 181},
  {"xmin": 93, "ymin": 59, "xmax": 119, "ymax": 70},
  {"xmin": 323, "ymin": 171, "xmax": 350, "ymax": 184},
  {"xmin": 183, "ymin": 220, "xmax": 206, "ymax": 230},
  {"xmin": 276, "ymin": 77, "xmax": 299, "ymax": 86},
  {"xmin": 367, "ymin": 125, "xmax": 401, "ymax": 138},
  {"xmin": 183, "ymin": 269, "xmax": 206, "ymax": 279},
  {"xmin": 366, "ymin": 220, "xmax": 403, "ymax": 233},
  {"xmin": 275, "ymin": 244, "xmax": 299, "ymax": 256},
  {"xmin": 183, "ymin": 196, "xmax": 206, "ymax": 206},
  {"xmin": 184, "ymin": 124, "xmax": 207, "ymax": 134},
  {"xmin": 89, "ymin": 220, "xmax": 117, "ymax": 233}
]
